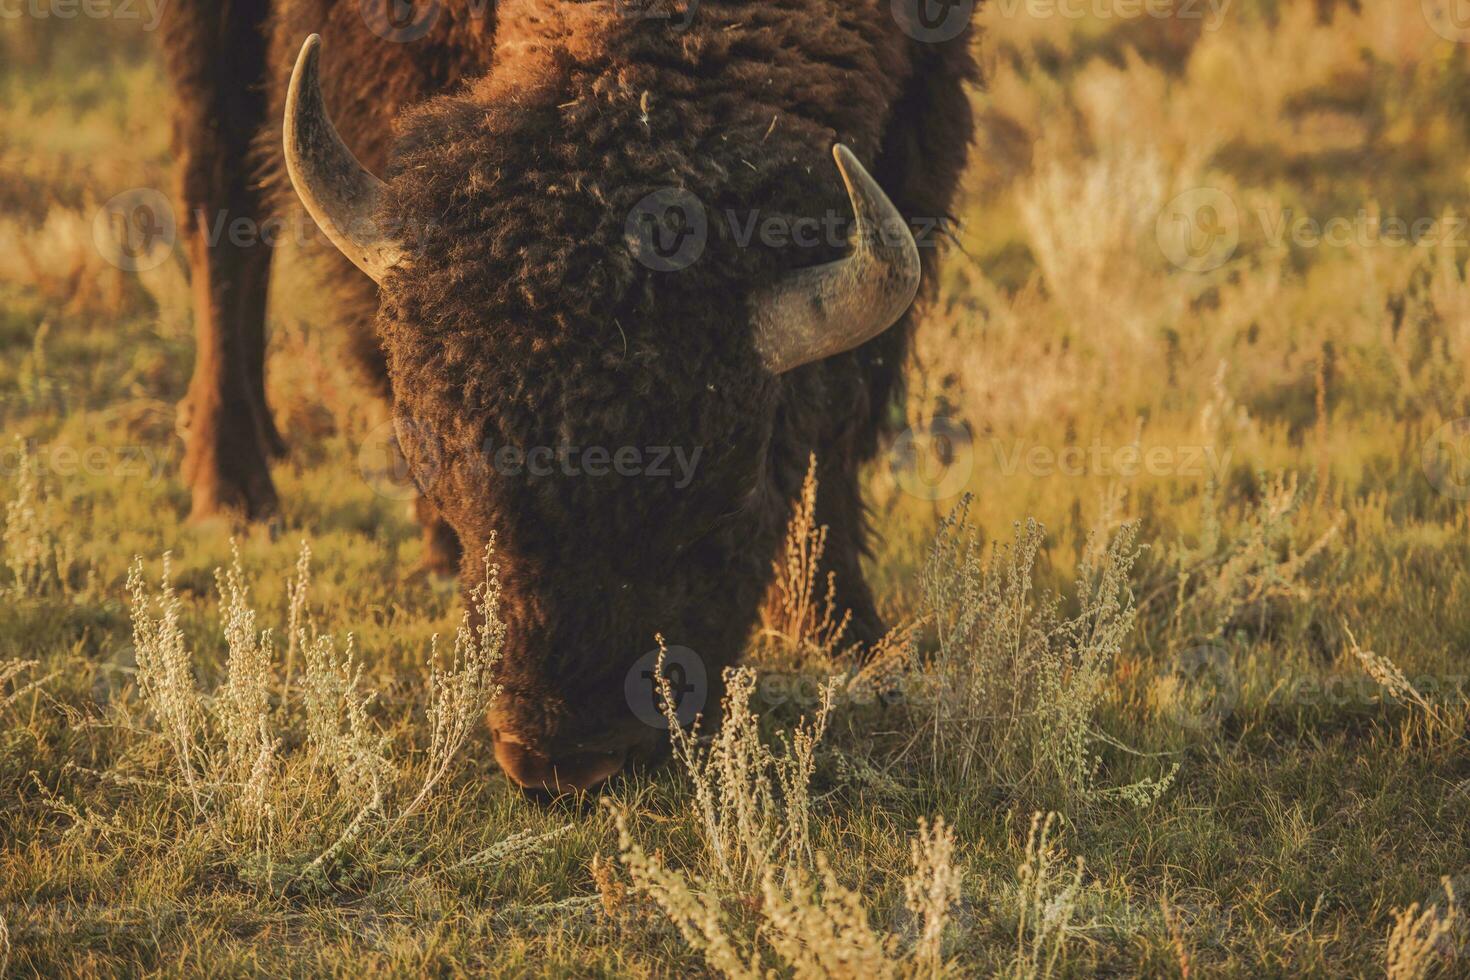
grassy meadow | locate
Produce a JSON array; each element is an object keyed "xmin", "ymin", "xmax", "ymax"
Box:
[{"xmin": 4, "ymin": 0, "xmax": 1470, "ymax": 975}]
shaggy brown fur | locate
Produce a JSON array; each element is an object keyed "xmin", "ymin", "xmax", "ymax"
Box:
[
  {"xmin": 162, "ymin": 0, "xmax": 978, "ymax": 776},
  {"xmin": 159, "ymin": 0, "xmax": 282, "ymax": 521}
]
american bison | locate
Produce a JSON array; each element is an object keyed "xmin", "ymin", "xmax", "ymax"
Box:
[{"xmin": 160, "ymin": 0, "xmax": 976, "ymax": 792}]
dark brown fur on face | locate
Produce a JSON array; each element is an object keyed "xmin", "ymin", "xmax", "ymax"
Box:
[{"xmin": 163, "ymin": 0, "xmax": 977, "ymax": 788}]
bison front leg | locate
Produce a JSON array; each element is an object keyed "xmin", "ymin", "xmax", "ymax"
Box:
[
  {"xmin": 414, "ymin": 495, "xmax": 464, "ymax": 577},
  {"xmin": 178, "ymin": 223, "xmax": 280, "ymax": 521},
  {"xmin": 811, "ymin": 457, "xmax": 886, "ymax": 655},
  {"xmin": 161, "ymin": 0, "xmax": 282, "ymax": 522}
]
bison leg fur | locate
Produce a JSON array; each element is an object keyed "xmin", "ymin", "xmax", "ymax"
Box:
[
  {"xmin": 161, "ymin": 0, "xmax": 283, "ymax": 522},
  {"xmin": 414, "ymin": 495, "xmax": 464, "ymax": 578},
  {"xmin": 812, "ymin": 457, "xmax": 887, "ymax": 655}
]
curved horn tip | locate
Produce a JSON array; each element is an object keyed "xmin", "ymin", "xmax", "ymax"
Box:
[
  {"xmin": 283, "ymin": 31, "xmax": 402, "ymax": 283},
  {"xmin": 831, "ymin": 143, "xmax": 860, "ymax": 191},
  {"xmin": 292, "ymin": 34, "xmax": 321, "ymax": 83},
  {"xmin": 751, "ymin": 143, "xmax": 919, "ymax": 375}
]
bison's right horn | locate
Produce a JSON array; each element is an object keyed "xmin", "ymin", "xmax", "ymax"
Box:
[
  {"xmin": 284, "ymin": 34, "xmax": 402, "ymax": 283},
  {"xmin": 751, "ymin": 144, "xmax": 921, "ymax": 375}
]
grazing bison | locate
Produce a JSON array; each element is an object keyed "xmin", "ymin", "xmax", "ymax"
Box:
[{"xmin": 161, "ymin": 0, "xmax": 976, "ymax": 792}]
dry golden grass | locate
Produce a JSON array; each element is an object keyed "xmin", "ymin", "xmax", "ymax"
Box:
[
  {"xmin": 762, "ymin": 454, "xmax": 855, "ymax": 659},
  {"xmin": 1387, "ymin": 880, "xmax": 1463, "ymax": 980}
]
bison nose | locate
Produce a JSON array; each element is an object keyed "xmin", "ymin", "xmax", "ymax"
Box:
[{"xmin": 491, "ymin": 731, "xmax": 626, "ymax": 796}]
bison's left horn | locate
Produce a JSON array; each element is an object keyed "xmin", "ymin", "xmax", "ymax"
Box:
[
  {"xmin": 284, "ymin": 34, "xmax": 402, "ymax": 283},
  {"xmin": 751, "ymin": 144, "xmax": 921, "ymax": 374}
]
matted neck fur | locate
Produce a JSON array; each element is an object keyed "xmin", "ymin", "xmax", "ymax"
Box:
[{"xmin": 261, "ymin": 0, "xmax": 977, "ymax": 793}]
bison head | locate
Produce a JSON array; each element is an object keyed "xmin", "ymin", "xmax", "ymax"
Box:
[{"xmin": 283, "ymin": 34, "xmax": 919, "ymax": 794}]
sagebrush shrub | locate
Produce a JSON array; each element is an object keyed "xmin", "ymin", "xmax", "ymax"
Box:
[
  {"xmin": 618, "ymin": 808, "xmax": 965, "ymax": 980},
  {"xmin": 617, "ymin": 646, "xmax": 963, "ymax": 977},
  {"xmin": 1165, "ymin": 473, "xmax": 1337, "ymax": 646},
  {"xmin": 906, "ymin": 816, "xmax": 964, "ymax": 977},
  {"xmin": 760, "ymin": 852, "xmax": 907, "ymax": 978},
  {"xmin": 301, "ymin": 632, "xmax": 392, "ymax": 809},
  {"xmin": 921, "ymin": 499, "xmax": 1176, "ymax": 806},
  {"xmin": 395, "ymin": 539, "xmax": 505, "ymax": 829},
  {"xmin": 660, "ymin": 647, "xmax": 836, "ymax": 891},
  {"xmin": 1010, "ymin": 812, "xmax": 1088, "ymax": 980},
  {"xmin": 214, "ymin": 543, "xmax": 275, "ymax": 789},
  {"xmin": 1386, "ymin": 880, "xmax": 1461, "ymax": 980},
  {"xmin": 126, "ymin": 552, "xmax": 206, "ymax": 810},
  {"xmin": 121, "ymin": 539, "xmax": 506, "ymax": 877},
  {"xmin": 3, "ymin": 440, "xmax": 78, "ymax": 598}
]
